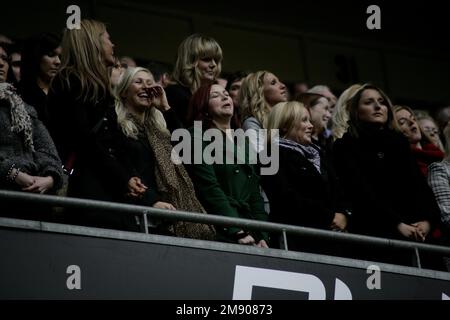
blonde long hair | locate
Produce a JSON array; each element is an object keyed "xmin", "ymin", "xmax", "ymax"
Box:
[
  {"xmin": 172, "ymin": 34, "xmax": 222, "ymax": 93},
  {"xmin": 331, "ymin": 84, "xmax": 363, "ymax": 140},
  {"xmin": 56, "ymin": 19, "xmax": 112, "ymax": 103},
  {"xmin": 115, "ymin": 67, "xmax": 168, "ymax": 138},
  {"xmin": 239, "ymin": 71, "xmax": 272, "ymax": 128}
]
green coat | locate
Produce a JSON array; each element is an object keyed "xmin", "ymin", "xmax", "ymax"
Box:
[{"xmin": 187, "ymin": 126, "xmax": 269, "ymax": 243}]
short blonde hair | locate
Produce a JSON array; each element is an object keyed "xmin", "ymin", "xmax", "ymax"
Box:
[
  {"xmin": 239, "ymin": 71, "xmax": 272, "ymax": 128},
  {"xmin": 266, "ymin": 101, "xmax": 308, "ymax": 144},
  {"xmin": 172, "ymin": 34, "xmax": 222, "ymax": 93},
  {"xmin": 115, "ymin": 67, "xmax": 168, "ymax": 139}
]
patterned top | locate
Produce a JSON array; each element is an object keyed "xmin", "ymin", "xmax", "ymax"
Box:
[{"xmin": 428, "ymin": 160, "xmax": 450, "ymax": 228}]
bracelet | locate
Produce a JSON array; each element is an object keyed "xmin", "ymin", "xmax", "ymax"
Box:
[
  {"xmin": 10, "ymin": 168, "xmax": 20, "ymax": 182},
  {"xmin": 6, "ymin": 164, "xmax": 15, "ymax": 181}
]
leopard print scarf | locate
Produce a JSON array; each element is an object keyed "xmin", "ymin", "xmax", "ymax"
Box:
[
  {"xmin": 130, "ymin": 113, "xmax": 216, "ymax": 240},
  {"xmin": 0, "ymin": 83, "xmax": 34, "ymax": 152}
]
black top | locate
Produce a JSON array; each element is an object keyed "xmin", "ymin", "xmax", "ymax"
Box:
[
  {"xmin": 116, "ymin": 108, "xmax": 183, "ymax": 207},
  {"xmin": 18, "ymin": 81, "xmax": 49, "ymax": 127},
  {"xmin": 165, "ymin": 83, "xmax": 191, "ymax": 128},
  {"xmin": 261, "ymin": 145, "xmax": 347, "ymax": 230},
  {"xmin": 47, "ymin": 74, "xmax": 131, "ymax": 201},
  {"xmin": 333, "ymin": 126, "xmax": 440, "ymax": 239}
]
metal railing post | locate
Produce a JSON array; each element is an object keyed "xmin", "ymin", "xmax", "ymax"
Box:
[
  {"xmin": 142, "ymin": 211, "xmax": 149, "ymax": 235},
  {"xmin": 282, "ymin": 229, "xmax": 289, "ymax": 251},
  {"xmin": 414, "ymin": 248, "xmax": 422, "ymax": 269}
]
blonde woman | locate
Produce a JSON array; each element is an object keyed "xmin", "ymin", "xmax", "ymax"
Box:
[
  {"xmin": 416, "ymin": 112, "xmax": 445, "ymax": 151},
  {"xmin": 114, "ymin": 67, "xmax": 214, "ymax": 239},
  {"xmin": 166, "ymin": 34, "xmax": 223, "ymax": 127},
  {"xmin": 330, "ymin": 84, "xmax": 363, "ymax": 141},
  {"xmin": 262, "ymin": 101, "xmax": 349, "ymax": 251},
  {"xmin": 239, "ymin": 70, "xmax": 287, "ymax": 153},
  {"xmin": 47, "ymin": 20, "xmax": 140, "ymax": 230},
  {"xmin": 393, "ymin": 105, "xmax": 444, "ymax": 176}
]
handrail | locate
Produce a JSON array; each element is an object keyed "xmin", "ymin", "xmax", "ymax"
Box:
[{"xmin": 1, "ymin": 189, "xmax": 450, "ymax": 258}]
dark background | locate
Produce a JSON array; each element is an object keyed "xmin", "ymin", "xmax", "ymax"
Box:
[{"xmin": 1, "ymin": 0, "xmax": 449, "ymax": 111}]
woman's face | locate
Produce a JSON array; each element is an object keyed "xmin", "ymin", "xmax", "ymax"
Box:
[
  {"xmin": 124, "ymin": 71, "xmax": 155, "ymax": 112},
  {"xmin": 228, "ymin": 78, "xmax": 243, "ymax": 108},
  {"xmin": 10, "ymin": 52, "xmax": 21, "ymax": 82},
  {"xmin": 196, "ymin": 57, "xmax": 218, "ymax": 84},
  {"xmin": 208, "ymin": 84, "xmax": 234, "ymax": 120},
  {"xmin": 310, "ymin": 97, "xmax": 331, "ymax": 135},
  {"xmin": 110, "ymin": 59, "xmax": 124, "ymax": 87},
  {"xmin": 286, "ymin": 109, "xmax": 314, "ymax": 145},
  {"xmin": 419, "ymin": 118, "xmax": 440, "ymax": 141},
  {"xmin": 395, "ymin": 108, "xmax": 422, "ymax": 144},
  {"xmin": 0, "ymin": 46, "xmax": 9, "ymax": 83},
  {"xmin": 263, "ymin": 73, "xmax": 287, "ymax": 107},
  {"xmin": 101, "ymin": 31, "xmax": 115, "ymax": 67},
  {"xmin": 39, "ymin": 46, "xmax": 61, "ymax": 82},
  {"xmin": 357, "ymin": 89, "xmax": 388, "ymax": 125}
]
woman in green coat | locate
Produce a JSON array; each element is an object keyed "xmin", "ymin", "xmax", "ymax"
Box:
[{"xmin": 186, "ymin": 83, "xmax": 269, "ymax": 247}]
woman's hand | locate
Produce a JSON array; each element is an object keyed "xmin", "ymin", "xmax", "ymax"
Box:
[
  {"xmin": 236, "ymin": 231, "xmax": 256, "ymax": 245},
  {"xmin": 146, "ymin": 85, "xmax": 170, "ymax": 112},
  {"xmin": 22, "ymin": 176, "xmax": 54, "ymax": 194},
  {"xmin": 153, "ymin": 201, "xmax": 176, "ymax": 210},
  {"xmin": 397, "ymin": 222, "xmax": 420, "ymax": 240},
  {"xmin": 331, "ymin": 212, "xmax": 348, "ymax": 232},
  {"xmin": 411, "ymin": 221, "xmax": 431, "ymax": 242},
  {"xmin": 255, "ymin": 239, "xmax": 269, "ymax": 248},
  {"xmin": 14, "ymin": 170, "xmax": 35, "ymax": 188},
  {"xmin": 127, "ymin": 177, "xmax": 147, "ymax": 198}
]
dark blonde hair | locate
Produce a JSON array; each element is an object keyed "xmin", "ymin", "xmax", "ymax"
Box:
[
  {"xmin": 393, "ymin": 105, "xmax": 435, "ymax": 146},
  {"xmin": 239, "ymin": 71, "xmax": 272, "ymax": 128},
  {"xmin": 56, "ymin": 19, "xmax": 112, "ymax": 103}
]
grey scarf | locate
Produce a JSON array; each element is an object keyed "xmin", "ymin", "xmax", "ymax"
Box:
[{"xmin": 276, "ymin": 137, "xmax": 321, "ymax": 173}]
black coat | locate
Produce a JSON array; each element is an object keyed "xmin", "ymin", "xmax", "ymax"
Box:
[
  {"xmin": 262, "ymin": 145, "xmax": 345, "ymax": 229},
  {"xmin": 47, "ymin": 74, "xmax": 135, "ymax": 230},
  {"xmin": 165, "ymin": 83, "xmax": 191, "ymax": 128},
  {"xmin": 333, "ymin": 127, "xmax": 440, "ymax": 240},
  {"xmin": 18, "ymin": 81, "xmax": 49, "ymax": 127},
  {"xmin": 115, "ymin": 108, "xmax": 183, "ymax": 208},
  {"xmin": 261, "ymin": 144, "xmax": 349, "ymax": 251}
]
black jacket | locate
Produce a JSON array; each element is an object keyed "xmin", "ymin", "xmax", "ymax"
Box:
[
  {"xmin": 47, "ymin": 74, "xmax": 135, "ymax": 230},
  {"xmin": 333, "ymin": 127, "xmax": 440, "ymax": 239},
  {"xmin": 262, "ymin": 145, "xmax": 347, "ymax": 230},
  {"xmin": 165, "ymin": 83, "xmax": 191, "ymax": 128}
]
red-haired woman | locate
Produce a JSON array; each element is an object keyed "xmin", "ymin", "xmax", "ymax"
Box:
[{"xmin": 186, "ymin": 83, "xmax": 269, "ymax": 247}]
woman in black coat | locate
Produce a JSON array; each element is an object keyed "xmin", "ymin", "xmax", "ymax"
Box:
[
  {"xmin": 47, "ymin": 20, "xmax": 140, "ymax": 231},
  {"xmin": 18, "ymin": 32, "xmax": 61, "ymax": 126},
  {"xmin": 262, "ymin": 101, "xmax": 349, "ymax": 253},
  {"xmin": 332, "ymin": 84, "xmax": 440, "ymax": 265}
]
